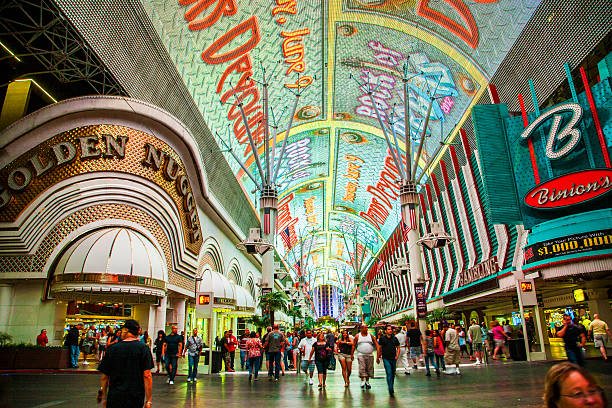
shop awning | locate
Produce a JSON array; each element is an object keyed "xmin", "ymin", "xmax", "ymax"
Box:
[
  {"xmin": 51, "ymin": 227, "xmax": 167, "ymax": 297},
  {"xmin": 197, "ymin": 269, "xmax": 236, "ymax": 301},
  {"xmin": 233, "ymin": 284, "xmax": 256, "ymax": 314}
]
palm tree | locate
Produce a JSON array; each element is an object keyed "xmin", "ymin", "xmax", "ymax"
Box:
[
  {"xmin": 286, "ymin": 306, "xmax": 303, "ymax": 329},
  {"xmin": 426, "ymin": 307, "xmax": 454, "ymax": 328},
  {"xmin": 245, "ymin": 315, "xmax": 270, "ymax": 332},
  {"xmin": 259, "ymin": 291, "xmax": 288, "ymax": 326}
]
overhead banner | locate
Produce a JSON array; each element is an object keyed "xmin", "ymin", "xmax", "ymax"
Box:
[{"xmin": 414, "ymin": 282, "xmax": 427, "ymax": 318}]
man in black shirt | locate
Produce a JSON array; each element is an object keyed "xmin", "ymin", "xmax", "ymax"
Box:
[
  {"xmin": 557, "ymin": 314, "xmax": 586, "ymax": 366},
  {"xmin": 162, "ymin": 325, "xmax": 183, "ymax": 384},
  {"xmin": 406, "ymin": 321, "xmax": 423, "ymax": 370},
  {"xmin": 98, "ymin": 319, "xmax": 153, "ymax": 408},
  {"xmin": 377, "ymin": 325, "xmax": 400, "ymax": 396}
]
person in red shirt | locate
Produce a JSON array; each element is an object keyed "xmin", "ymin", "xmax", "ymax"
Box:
[
  {"xmin": 36, "ymin": 329, "xmax": 49, "ymax": 347},
  {"xmin": 226, "ymin": 330, "xmax": 238, "ymax": 370}
]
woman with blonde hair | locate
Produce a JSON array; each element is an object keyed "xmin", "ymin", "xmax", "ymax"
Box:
[{"xmin": 543, "ymin": 362, "xmax": 606, "ymax": 408}]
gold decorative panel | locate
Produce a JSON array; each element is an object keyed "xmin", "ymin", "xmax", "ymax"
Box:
[{"xmin": 0, "ymin": 124, "xmax": 202, "ymax": 254}]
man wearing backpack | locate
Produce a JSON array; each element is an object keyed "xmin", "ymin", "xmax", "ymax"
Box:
[
  {"xmin": 263, "ymin": 324, "xmax": 286, "ymax": 381},
  {"xmin": 183, "ymin": 328, "xmax": 204, "ymax": 382}
]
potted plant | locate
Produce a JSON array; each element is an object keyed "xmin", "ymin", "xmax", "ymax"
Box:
[
  {"xmin": 0, "ymin": 343, "xmax": 70, "ymax": 369},
  {"xmin": 259, "ymin": 291, "xmax": 288, "ymax": 326}
]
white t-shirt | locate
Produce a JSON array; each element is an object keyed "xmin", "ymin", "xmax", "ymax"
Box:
[
  {"xmin": 445, "ymin": 327, "xmax": 459, "ymax": 350},
  {"xmin": 298, "ymin": 337, "xmax": 317, "ymax": 358},
  {"xmin": 395, "ymin": 331, "xmax": 407, "ymax": 347}
]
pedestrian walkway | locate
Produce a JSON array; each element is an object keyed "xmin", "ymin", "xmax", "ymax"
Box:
[{"xmin": 2, "ymin": 360, "xmax": 610, "ymax": 407}]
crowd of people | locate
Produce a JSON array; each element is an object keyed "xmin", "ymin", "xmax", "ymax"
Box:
[
  {"xmin": 40, "ymin": 314, "xmax": 609, "ymax": 407},
  {"xmin": 91, "ymin": 318, "xmax": 608, "ymax": 408}
]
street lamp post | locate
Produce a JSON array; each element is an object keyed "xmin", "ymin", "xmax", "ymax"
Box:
[
  {"xmin": 351, "ymin": 64, "xmax": 452, "ymax": 335},
  {"xmin": 218, "ymin": 68, "xmax": 303, "ymax": 298}
]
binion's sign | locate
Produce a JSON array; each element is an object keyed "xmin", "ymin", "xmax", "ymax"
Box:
[{"xmin": 519, "ymin": 102, "xmax": 612, "ymax": 211}]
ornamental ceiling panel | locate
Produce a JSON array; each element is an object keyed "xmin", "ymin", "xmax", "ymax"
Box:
[{"xmin": 139, "ymin": 0, "xmax": 540, "ymax": 284}]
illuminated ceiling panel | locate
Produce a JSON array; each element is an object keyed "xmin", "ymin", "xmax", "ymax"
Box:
[{"xmin": 140, "ymin": 0, "xmax": 541, "ymax": 286}]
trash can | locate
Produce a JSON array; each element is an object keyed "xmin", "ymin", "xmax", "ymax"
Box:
[
  {"xmin": 508, "ymin": 339, "xmax": 527, "ymax": 361},
  {"xmin": 210, "ymin": 350, "xmax": 223, "ymax": 373}
]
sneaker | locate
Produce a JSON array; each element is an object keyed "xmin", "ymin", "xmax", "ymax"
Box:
[
  {"xmin": 193, "ymin": 377, "xmax": 197, "ymax": 382},
  {"xmin": 404, "ymin": 371, "xmax": 410, "ymax": 375},
  {"xmin": 361, "ymin": 381, "xmax": 365, "ymax": 388},
  {"xmin": 476, "ymin": 359, "xmax": 481, "ymax": 365},
  {"xmin": 456, "ymin": 369, "xmax": 461, "ymax": 375},
  {"xmin": 275, "ymin": 378, "xmax": 279, "ymax": 382},
  {"xmin": 167, "ymin": 378, "xmax": 170, "ymax": 384},
  {"xmin": 444, "ymin": 369, "xmax": 456, "ymax": 375},
  {"xmin": 425, "ymin": 372, "xmax": 431, "ymax": 377},
  {"xmin": 309, "ymin": 378, "xmax": 313, "ymax": 385},
  {"xmin": 412, "ymin": 365, "xmax": 417, "ymax": 370},
  {"xmin": 365, "ymin": 382, "xmax": 372, "ymax": 389},
  {"xmin": 187, "ymin": 378, "xmax": 192, "ymax": 383},
  {"xmin": 169, "ymin": 380, "xmax": 174, "ymax": 385}
]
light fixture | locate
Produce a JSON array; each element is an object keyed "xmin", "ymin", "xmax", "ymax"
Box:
[
  {"xmin": 0, "ymin": 40, "xmax": 21, "ymax": 62},
  {"xmin": 14, "ymin": 79, "xmax": 57, "ymax": 103}
]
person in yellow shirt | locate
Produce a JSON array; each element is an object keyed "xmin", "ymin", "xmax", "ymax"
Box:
[{"xmin": 588, "ymin": 314, "xmax": 612, "ymax": 360}]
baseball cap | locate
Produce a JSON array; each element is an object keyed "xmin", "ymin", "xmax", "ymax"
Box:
[{"xmin": 122, "ymin": 319, "xmax": 140, "ymax": 335}]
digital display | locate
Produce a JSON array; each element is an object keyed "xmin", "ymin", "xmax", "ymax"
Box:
[
  {"xmin": 198, "ymin": 295, "xmax": 210, "ymax": 305},
  {"xmin": 520, "ymin": 282, "xmax": 533, "ymax": 292},
  {"xmin": 573, "ymin": 289, "xmax": 586, "ymax": 303},
  {"xmin": 524, "ymin": 229, "xmax": 612, "ymax": 264},
  {"xmin": 141, "ymin": 0, "xmax": 541, "ymax": 284}
]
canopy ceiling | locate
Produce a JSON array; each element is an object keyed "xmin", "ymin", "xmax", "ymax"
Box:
[{"xmin": 141, "ymin": 0, "xmax": 541, "ymax": 290}]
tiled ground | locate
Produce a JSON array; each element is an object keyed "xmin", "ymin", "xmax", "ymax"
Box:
[{"xmin": 0, "ymin": 359, "xmax": 610, "ymax": 408}]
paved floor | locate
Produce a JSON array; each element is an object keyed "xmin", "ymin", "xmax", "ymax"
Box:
[{"xmin": 0, "ymin": 359, "xmax": 610, "ymax": 408}]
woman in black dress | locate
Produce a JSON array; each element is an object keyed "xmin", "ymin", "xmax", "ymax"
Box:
[{"xmin": 153, "ymin": 330, "xmax": 166, "ymax": 373}]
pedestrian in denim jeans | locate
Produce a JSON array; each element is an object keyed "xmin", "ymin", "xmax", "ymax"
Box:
[
  {"xmin": 377, "ymin": 325, "xmax": 400, "ymax": 397},
  {"xmin": 64, "ymin": 324, "xmax": 81, "ymax": 368},
  {"xmin": 239, "ymin": 329, "xmax": 250, "ymax": 370},
  {"xmin": 246, "ymin": 332, "xmax": 263, "ymax": 381},
  {"xmin": 183, "ymin": 328, "xmax": 203, "ymax": 382},
  {"xmin": 423, "ymin": 330, "xmax": 439, "ymax": 377}
]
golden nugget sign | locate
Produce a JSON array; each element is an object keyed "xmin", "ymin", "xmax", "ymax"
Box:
[{"xmin": 0, "ymin": 125, "xmax": 202, "ymax": 247}]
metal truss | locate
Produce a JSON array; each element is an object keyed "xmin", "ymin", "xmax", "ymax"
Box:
[{"xmin": 0, "ymin": 0, "xmax": 125, "ymax": 96}]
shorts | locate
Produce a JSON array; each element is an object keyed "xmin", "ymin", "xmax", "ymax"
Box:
[
  {"xmin": 358, "ymin": 354, "xmax": 374, "ymax": 378},
  {"xmin": 409, "ymin": 346, "xmax": 421, "ymax": 359},
  {"xmin": 471, "ymin": 343, "xmax": 483, "ymax": 352},
  {"xmin": 301, "ymin": 359, "xmax": 315, "ymax": 373},
  {"xmin": 594, "ymin": 334, "xmax": 608, "ymax": 348},
  {"xmin": 444, "ymin": 348, "xmax": 461, "ymax": 365},
  {"xmin": 314, "ymin": 360, "xmax": 328, "ymax": 375},
  {"xmin": 460, "ymin": 345, "xmax": 468, "ymax": 352},
  {"xmin": 337, "ymin": 353, "xmax": 352, "ymax": 363},
  {"xmin": 155, "ymin": 352, "xmax": 163, "ymax": 363},
  {"xmin": 494, "ymin": 339, "xmax": 504, "ymax": 348}
]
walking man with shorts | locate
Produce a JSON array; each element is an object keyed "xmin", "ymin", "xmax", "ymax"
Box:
[
  {"xmin": 406, "ymin": 321, "xmax": 423, "ymax": 372},
  {"xmin": 352, "ymin": 323, "xmax": 377, "ymax": 389},
  {"xmin": 298, "ymin": 330, "xmax": 316, "ymax": 385},
  {"xmin": 444, "ymin": 323, "xmax": 461, "ymax": 375},
  {"xmin": 468, "ymin": 320, "xmax": 483, "ymax": 364},
  {"xmin": 589, "ymin": 314, "xmax": 611, "ymax": 361}
]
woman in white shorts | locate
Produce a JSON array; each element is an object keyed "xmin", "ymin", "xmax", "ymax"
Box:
[{"xmin": 336, "ymin": 330, "xmax": 354, "ymax": 387}]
